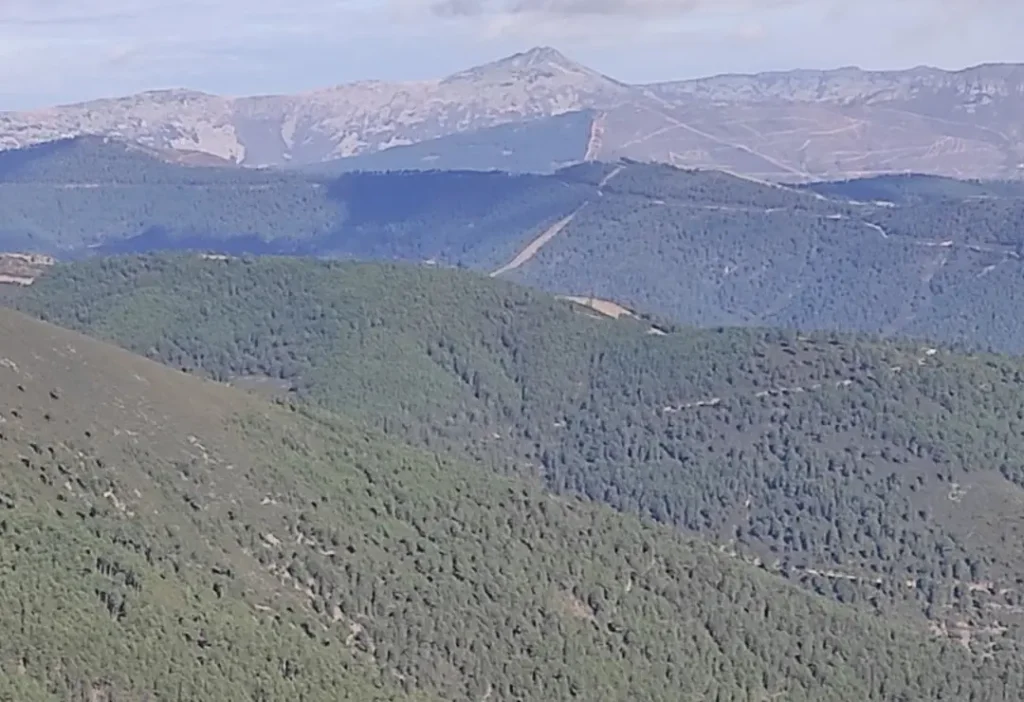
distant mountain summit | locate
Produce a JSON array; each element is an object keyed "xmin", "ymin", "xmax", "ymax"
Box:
[
  {"xmin": 2, "ymin": 47, "xmax": 1023, "ymax": 180},
  {"xmin": 444, "ymin": 46, "xmax": 624, "ymax": 87}
]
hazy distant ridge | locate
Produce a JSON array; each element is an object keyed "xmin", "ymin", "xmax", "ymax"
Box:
[{"xmin": 2, "ymin": 47, "xmax": 1023, "ymax": 180}]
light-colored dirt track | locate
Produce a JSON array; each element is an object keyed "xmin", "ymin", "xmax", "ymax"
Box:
[{"xmin": 490, "ymin": 209, "xmax": 583, "ymax": 277}]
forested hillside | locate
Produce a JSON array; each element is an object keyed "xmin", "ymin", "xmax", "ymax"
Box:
[
  {"xmin": 0, "ymin": 137, "xmax": 584, "ymax": 270},
  {"xmin": 6, "ymin": 307, "xmax": 1015, "ymax": 700},
  {"xmin": 504, "ymin": 163, "xmax": 1024, "ymax": 352},
  {"xmin": 7, "ymin": 138, "xmax": 1024, "ymax": 351},
  {"xmin": 0, "ymin": 137, "xmax": 337, "ymax": 253},
  {"xmin": 17, "ymin": 254, "xmax": 1024, "ymax": 663}
]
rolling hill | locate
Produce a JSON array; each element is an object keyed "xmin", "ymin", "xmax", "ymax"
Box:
[
  {"xmin": 501, "ymin": 162, "xmax": 1024, "ymax": 353},
  {"xmin": 0, "ymin": 136, "xmax": 586, "ymax": 264},
  {"xmin": 6, "ymin": 139, "xmax": 1024, "ymax": 354},
  {"xmin": 16, "ymin": 254, "xmax": 1024, "ymax": 664},
  {"xmin": 4, "ymin": 306, "xmax": 1016, "ymax": 700},
  {"xmin": 0, "ymin": 136, "xmax": 336, "ymax": 254},
  {"xmin": 2, "ymin": 47, "xmax": 1024, "ymax": 180},
  {"xmin": 797, "ymin": 173, "xmax": 1024, "ymax": 204}
]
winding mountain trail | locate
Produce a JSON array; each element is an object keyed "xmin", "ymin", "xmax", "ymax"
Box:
[
  {"xmin": 863, "ymin": 221, "xmax": 889, "ymax": 239},
  {"xmin": 656, "ymin": 200, "xmax": 1016, "ymax": 260},
  {"xmin": 659, "ymin": 348, "xmax": 938, "ymax": 415},
  {"xmin": 639, "ymin": 91, "xmax": 813, "ymax": 181}
]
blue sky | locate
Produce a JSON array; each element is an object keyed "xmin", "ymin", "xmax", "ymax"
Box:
[{"xmin": 1, "ymin": 0, "xmax": 1021, "ymax": 109}]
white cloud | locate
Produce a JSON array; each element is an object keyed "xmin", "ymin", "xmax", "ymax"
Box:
[
  {"xmin": 0, "ymin": 0, "xmax": 1021, "ymax": 107},
  {"xmin": 0, "ymin": 0, "xmax": 394, "ymax": 103},
  {"xmin": 429, "ymin": 0, "xmax": 793, "ymax": 18}
]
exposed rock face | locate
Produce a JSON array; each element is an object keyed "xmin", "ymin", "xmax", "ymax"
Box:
[{"xmin": 2, "ymin": 47, "xmax": 1023, "ymax": 180}]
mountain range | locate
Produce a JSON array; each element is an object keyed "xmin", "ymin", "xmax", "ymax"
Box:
[
  {"xmin": 2, "ymin": 47, "xmax": 1024, "ymax": 181},
  {"xmin": 10, "ymin": 41, "xmax": 1024, "ymax": 700},
  {"xmin": 5, "ymin": 136, "xmax": 1024, "ymax": 354}
]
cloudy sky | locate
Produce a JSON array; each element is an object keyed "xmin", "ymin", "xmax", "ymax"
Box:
[{"xmin": 1, "ymin": 0, "xmax": 1021, "ymax": 109}]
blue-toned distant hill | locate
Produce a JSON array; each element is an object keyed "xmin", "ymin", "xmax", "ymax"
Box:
[
  {"xmin": 0, "ymin": 136, "xmax": 328, "ymax": 253},
  {"xmin": 797, "ymin": 173, "xmax": 1024, "ymax": 204},
  {"xmin": 6, "ymin": 136, "xmax": 1024, "ymax": 352},
  {"xmin": 0, "ymin": 136, "xmax": 590, "ymax": 269},
  {"xmin": 302, "ymin": 110, "xmax": 595, "ymax": 175}
]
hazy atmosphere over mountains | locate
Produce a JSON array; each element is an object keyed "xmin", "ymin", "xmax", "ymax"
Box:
[
  {"xmin": 5, "ymin": 139, "xmax": 1024, "ymax": 354},
  {"xmin": 7, "ymin": 2, "xmax": 1024, "ymax": 699},
  {"xmin": 2, "ymin": 0, "xmax": 1022, "ymax": 109},
  {"xmin": 3, "ymin": 46, "xmax": 1024, "ymax": 180}
]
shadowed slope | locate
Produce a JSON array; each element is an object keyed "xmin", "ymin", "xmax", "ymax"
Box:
[{"xmin": 7, "ymin": 144, "xmax": 1024, "ymax": 355}]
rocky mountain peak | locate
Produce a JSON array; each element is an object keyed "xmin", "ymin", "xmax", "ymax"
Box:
[
  {"xmin": 441, "ymin": 46, "xmax": 623, "ymax": 90},
  {"xmin": 508, "ymin": 46, "xmax": 581, "ymax": 69}
]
